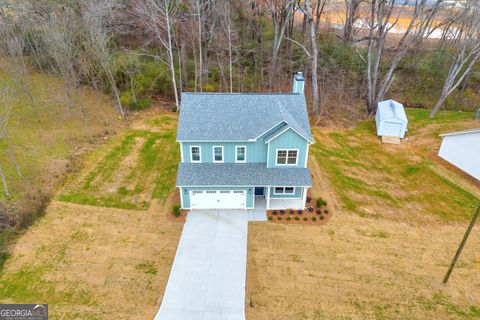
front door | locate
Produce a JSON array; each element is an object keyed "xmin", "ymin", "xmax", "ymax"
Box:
[{"xmin": 254, "ymin": 187, "xmax": 264, "ymax": 196}]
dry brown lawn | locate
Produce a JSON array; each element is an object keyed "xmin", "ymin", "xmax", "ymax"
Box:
[
  {"xmin": 247, "ymin": 211, "xmax": 480, "ymax": 320},
  {"xmin": 0, "ymin": 199, "xmax": 182, "ymax": 319}
]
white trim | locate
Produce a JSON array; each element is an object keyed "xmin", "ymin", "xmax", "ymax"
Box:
[
  {"xmin": 212, "ymin": 145, "xmax": 224, "ymax": 163},
  {"xmin": 235, "ymin": 145, "xmax": 247, "ymax": 163},
  {"xmin": 251, "ymin": 121, "xmax": 287, "ymax": 141},
  {"xmin": 265, "ymin": 126, "xmax": 314, "ymax": 144},
  {"xmin": 179, "ymin": 142, "xmax": 184, "ymax": 162},
  {"xmin": 275, "ymin": 149, "xmax": 299, "ymax": 166},
  {"xmin": 179, "ymin": 187, "xmax": 185, "ymax": 208},
  {"xmin": 266, "ymin": 186, "xmax": 271, "ymax": 209},
  {"xmin": 273, "ymin": 186, "xmax": 296, "ymax": 195},
  {"xmin": 304, "ymin": 144, "xmax": 309, "ymax": 168},
  {"xmin": 440, "ymin": 128, "xmax": 480, "ymax": 137},
  {"xmin": 267, "ymin": 142, "xmax": 271, "ymax": 167},
  {"xmin": 190, "ymin": 145, "xmax": 202, "ymax": 163},
  {"xmin": 301, "ymin": 187, "xmax": 307, "ymax": 208}
]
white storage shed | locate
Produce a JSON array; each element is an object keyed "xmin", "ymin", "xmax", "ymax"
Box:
[
  {"xmin": 375, "ymin": 100, "xmax": 408, "ymax": 138},
  {"xmin": 438, "ymin": 129, "xmax": 480, "ymax": 180}
]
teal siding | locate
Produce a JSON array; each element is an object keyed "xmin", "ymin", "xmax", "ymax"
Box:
[
  {"xmin": 179, "ymin": 123, "xmax": 289, "ymax": 164},
  {"xmin": 181, "ymin": 142, "xmax": 266, "ymax": 163},
  {"xmin": 179, "ymin": 186, "xmax": 254, "ymax": 209},
  {"xmin": 267, "ymin": 129, "xmax": 308, "ymax": 168},
  {"xmin": 269, "ymin": 186, "xmax": 303, "ymax": 199}
]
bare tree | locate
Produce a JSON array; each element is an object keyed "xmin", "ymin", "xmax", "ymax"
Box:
[
  {"xmin": 217, "ymin": 0, "xmax": 236, "ymax": 92},
  {"xmin": 133, "ymin": 0, "xmax": 181, "ymax": 109},
  {"xmin": 343, "ymin": 0, "xmax": 366, "ymax": 42},
  {"xmin": 265, "ymin": 0, "xmax": 296, "ymax": 90},
  {"xmin": 430, "ymin": 0, "xmax": 480, "ymax": 118},
  {"xmin": 297, "ymin": 0, "xmax": 325, "ymax": 115},
  {"xmin": 365, "ymin": 0, "xmax": 444, "ymax": 115},
  {"xmin": 39, "ymin": 8, "xmax": 94, "ymax": 141},
  {"xmin": 82, "ymin": 0, "xmax": 127, "ymax": 119}
]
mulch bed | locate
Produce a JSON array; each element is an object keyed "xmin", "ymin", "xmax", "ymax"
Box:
[
  {"xmin": 266, "ymin": 194, "xmax": 332, "ymax": 225},
  {"xmin": 167, "ymin": 188, "xmax": 187, "ymax": 222}
]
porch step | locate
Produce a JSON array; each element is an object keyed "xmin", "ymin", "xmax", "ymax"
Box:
[{"xmin": 381, "ymin": 136, "xmax": 400, "ymax": 145}]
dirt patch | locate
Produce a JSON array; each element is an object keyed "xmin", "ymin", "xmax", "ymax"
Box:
[{"xmin": 104, "ymin": 136, "xmax": 146, "ymax": 193}]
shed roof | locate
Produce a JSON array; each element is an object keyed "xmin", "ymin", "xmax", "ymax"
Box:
[
  {"xmin": 176, "ymin": 93, "xmax": 313, "ymax": 142},
  {"xmin": 440, "ymin": 128, "xmax": 480, "ymax": 137},
  {"xmin": 176, "ymin": 163, "xmax": 312, "ymax": 187},
  {"xmin": 377, "ymin": 100, "xmax": 408, "ymax": 122}
]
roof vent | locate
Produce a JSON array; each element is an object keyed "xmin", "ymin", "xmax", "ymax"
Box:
[{"xmin": 293, "ymin": 72, "xmax": 304, "ymax": 94}]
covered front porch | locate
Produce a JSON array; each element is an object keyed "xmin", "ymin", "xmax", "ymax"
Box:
[{"xmin": 254, "ymin": 186, "xmax": 308, "ymax": 210}]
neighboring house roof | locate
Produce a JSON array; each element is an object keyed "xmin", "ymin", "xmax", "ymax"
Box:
[
  {"xmin": 176, "ymin": 93, "xmax": 313, "ymax": 143},
  {"xmin": 176, "ymin": 163, "xmax": 312, "ymax": 187},
  {"xmin": 377, "ymin": 100, "xmax": 408, "ymax": 122},
  {"xmin": 440, "ymin": 128, "xmax": 480, "ymax": 137}
]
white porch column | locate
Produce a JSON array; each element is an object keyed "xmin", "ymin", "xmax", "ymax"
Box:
[
  {"xmin": 266, "ymin": 186, "xmax": 271, "ymax": 210},
  {"xmin": 301, "ymin": 187, "xmax": 308, "ymax": 208}
]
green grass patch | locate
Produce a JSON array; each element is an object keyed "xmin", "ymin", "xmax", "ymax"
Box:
[
  {"xmin": 312, "ymin": 109, "xmax": 478, "ymax": 221},
  {"xmin": 60, "ymin": 127, "xmax": 179, "ymax": 210}
]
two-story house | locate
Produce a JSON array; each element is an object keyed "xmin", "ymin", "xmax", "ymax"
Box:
[{"xmin": 175, "ymin": 72, "xmax": 313, "ymax": 211}]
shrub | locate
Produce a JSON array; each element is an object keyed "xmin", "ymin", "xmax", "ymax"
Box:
[
  {"xmin": 133, "ymin": 98, "xmax": 152, "ymax": 111},
  {"xmin": 286, "ymin": 217, "xmax": 291, "ymax": 221},
  {"xmin": 172, "ymin": 204, "xmax": 181, "ymax": 217},
  {"xmin": 303, "ymin": 217, "xmax": 308, "ymax": 221},
  {"xmin": 277, "ymin": 217, "xmax": 282, "ymax": 221},
  {"xmin": 320, "ymin": 215, "xmax": 325, "ymax": 220},
  {"xmin": 294, "ymin": 216, "xmax": 300, "ymax": 221},
  {"xmin": 171, "ymin": 106, "xmax": 177, "ymax": 112},
  {"xmin": 307, "ymin": 207, "xmax": 314, "ymax": 212},
  {"xmin": 316, "ymin": 209, "xmax": 322, "ymax": 215},
  {"xmin": 312, "ymin": 216, "xmax": 317, "ymax": 222},
  {"xmin": 268, "ymin": 216, "xmax": 273, "ymax": 221},
  {"xmin": 306, "ymin": 196, "xmax": 312, "ymax": 203},
  {"xmin": 316, "ymin": 197, "xmax": 327, "ymax": 207},
  {"xmin": 297, "ymin": 210, "xmax": 303, "ymax": 215},
  {"xmin": 280, "ymin": 209, "xmax": 285, "ymax": 215},
  {"xmin": 289, "ymin": 209, "xmax": 295, "ymax": 215},
  {"xmin": 324, "ymin": 209, "xmax": 329, "ymax": 214},
  {"xmin": 272, "ymin": 210, "xmax": 278, "ymax": 215}
]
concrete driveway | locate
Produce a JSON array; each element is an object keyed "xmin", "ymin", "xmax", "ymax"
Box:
[{"xmin": 155, "ymin": 210, "xmax": 248, "ymax": 320}]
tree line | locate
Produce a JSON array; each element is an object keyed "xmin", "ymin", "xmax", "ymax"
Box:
[{"xmin": 0, "ymin": 0, "xmax": 479, "ymax": 125}]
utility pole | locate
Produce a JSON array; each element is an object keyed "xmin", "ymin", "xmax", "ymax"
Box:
[{"xmin": 443, "ymin": 204, "xmax": 480, "ymax": 284}]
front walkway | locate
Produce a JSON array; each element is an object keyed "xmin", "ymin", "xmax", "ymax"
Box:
[{"xmin": 155, "ymin": 210, "xmax": 248, "ymax": 320}]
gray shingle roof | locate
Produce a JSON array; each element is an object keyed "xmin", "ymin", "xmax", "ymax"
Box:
[
  {"xmin": 176, "ymin": 163, "xmax": 312, "ymax": 187},
  {"xmin": 176, "ymin": 93, "xmax": 313, "ymax": 142}
]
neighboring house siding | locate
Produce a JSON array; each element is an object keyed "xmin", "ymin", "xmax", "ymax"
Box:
[
  {"xmin": 179, "ymin": 186, "xmax": 254, "ymax": 209},
  {"xmin": 181, "ymin": 142, "xmax": 267, "ymax": 163},
  {"xmin": 267, "ymin": 129, "xmax": 308, "ymax": 168},
  {"xmin": 269, "ymin": 186, "xmax": 303, "ymax": 199},
  {"xmin": 439, "ymin": 133, "xmax": 480, "ymax": 180}
]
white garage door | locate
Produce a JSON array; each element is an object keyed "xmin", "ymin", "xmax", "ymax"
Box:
[
  {"xmin": 190, "ymin": 190, "xmax": 246, "ymax": 209},
  {"xmin": 382, "ymin": 121, "xmax": 403, "ymax": 137}
]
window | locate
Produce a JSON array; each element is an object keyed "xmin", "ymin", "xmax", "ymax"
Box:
[
  {"xmin": 273, "ymin": 187, "xmax": 295, "ymax": 195},
  {"xmin": 236, "ymin": 146, "xmax": 246, "ymax": 163},
  {"xmin": 213, "ymin": 146, "xmax": 224, "ymax": 163},
  {"xmin": 276, "ymin": 149, "xmax": 298, "ymax": 165},
  {"xmin": 190, "ymin": 146, "xmax": 201, "ymax": 162}
]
